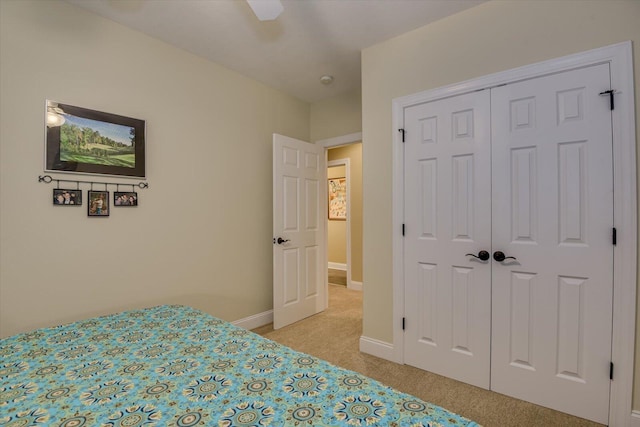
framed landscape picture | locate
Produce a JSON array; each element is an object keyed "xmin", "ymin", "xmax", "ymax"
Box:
[{"xmin": 45, "ymin": 100, "xmax": 146, "ymax": 178}]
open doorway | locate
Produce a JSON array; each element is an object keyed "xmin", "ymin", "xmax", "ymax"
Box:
[
  {"xmin": 259, "ymin": 133, "xmax": 364, "ymax": 357},
  {"xmin": 326, "ymin": 141, "xmax": 362, "ymax": 292},
  {"xmin": 328, "ymin": 160, "xmax": 348, "ymax": 286}
]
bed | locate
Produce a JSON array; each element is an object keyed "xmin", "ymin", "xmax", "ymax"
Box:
[{"xmin": 0, "ymin": 305, "xmax": 479, "ymax": 426}]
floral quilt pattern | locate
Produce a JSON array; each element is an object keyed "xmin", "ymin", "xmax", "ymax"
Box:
[{"xmin": 0, "ymin": 305, "xmax": 479, "ymax": 426}]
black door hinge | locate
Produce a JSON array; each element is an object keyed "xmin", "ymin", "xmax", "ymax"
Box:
[
  {"xmin": 398, "ymin": 128, "xmax": 405, "ymax": 142},
  {"xmin": 610, "ymin": 362, "xmax": 614, "ymax": 380},
  {"xmin": 599, "ymin": 90, "xmax": 615, "ymax": 110},
  {"xmin": 612, "ymin": 227, "xmax": 617, "ymax": 245},
  {"xmin": 402, "ymin": 317, "xmax": 406, "ymax": 330},
  {"xmin": 402, "ymin": 224, "xmax": 405, "ymax": 236}
]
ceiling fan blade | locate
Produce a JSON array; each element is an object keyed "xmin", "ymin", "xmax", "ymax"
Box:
[{"xmin": 246, "ymin": 0, "xmax": 283, "ymax": 21}]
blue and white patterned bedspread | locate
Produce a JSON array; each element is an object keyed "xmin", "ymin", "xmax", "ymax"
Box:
[{"xmin": 0, "ymin": 305, "xmax": 479, "ymax": 426}]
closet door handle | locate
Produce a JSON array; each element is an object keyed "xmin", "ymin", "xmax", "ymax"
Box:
[
  {"xmin": 465, "ymin": 250, "xmax": 490, "ymax": 261},
  {"xmin": 493, "ymin": 251, "xmax": 516, "ymax": 262}
]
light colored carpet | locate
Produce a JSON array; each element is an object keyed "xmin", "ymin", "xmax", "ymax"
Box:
[{"xmin": 253, "ymin": 285, "xmax": 603, "ymax": 427}]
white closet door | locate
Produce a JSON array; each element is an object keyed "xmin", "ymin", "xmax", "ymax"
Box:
[
  {"xmin": 490, "ymin": 63, "xmax": 613, "ymax": 424},
  {"xmin": 403, "ymin": 90, "xmax": 492, "ymax": 389}
]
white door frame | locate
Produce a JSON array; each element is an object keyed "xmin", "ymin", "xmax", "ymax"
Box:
[
  {"xmin": 317, "ymin": 132, "xmax": 363, "ymax": 303},
  {"xmin": 391, "ymin": 42, "xmax": 636, "ymax": 426}
]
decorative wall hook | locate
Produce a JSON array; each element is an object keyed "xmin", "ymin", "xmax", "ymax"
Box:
[{"xmin": 38, "ymin": 175, "xmax": 149, "ymax": 189}]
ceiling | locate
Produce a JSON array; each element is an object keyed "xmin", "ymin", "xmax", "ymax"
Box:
[{"xmin": 66, "ymin": 0, "xmax": 485, "ymax": 103}]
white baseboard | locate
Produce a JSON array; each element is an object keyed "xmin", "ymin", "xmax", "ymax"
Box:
[
  {"xmin": 328, "ymin": 262, "xmax": 347, "ymax": 271},
  {"xmin": 631, "ymin": 410, "xmax": 640, "ymax": 427},
  {"xmin": 359, "ymin": 335, "xmax": 396, "ymax": 362},
  {"xmin": 232, "ymin": 310, "xmax": 273, "ymax": 330},
  {"xmin": 348, "ymin": 280, "xmax": 363, "ymax": 291}
]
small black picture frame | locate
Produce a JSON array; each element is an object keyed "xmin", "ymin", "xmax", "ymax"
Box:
[
  {"xmin": 88, "ymin": 191, "xmax": 109, "ymax": 217},
  {"xmin": 53, "ymin": 189, "xmax": 82, "ymax": 206},
  {"xmin": 114, "ymin": 191, "xmax": 138, "ymax": 207}
]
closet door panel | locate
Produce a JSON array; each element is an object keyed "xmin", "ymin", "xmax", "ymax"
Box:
[
  {"xmin": 490, "ymin": 63, "xmax": 613, "ymax": 424},
  {"xmin": 403, "ymin": 90, "xmax": 492, "ymax": 389}
]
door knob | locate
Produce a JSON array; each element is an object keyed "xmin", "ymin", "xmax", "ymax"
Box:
[
  {"xmin": 465, "ymin": 250, "xmax": 490, "ymax": 261},
  {"xmin": 493, "ymin": 251, "xmax": 517, "ymax": 262},
  {"xmin": 274, "ymin": 237, "xmax": 290, "ymax": 245}
]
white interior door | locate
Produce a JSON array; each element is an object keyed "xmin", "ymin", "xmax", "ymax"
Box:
[
  {"xmin": 490, "ymin": 64, "xmax": 613, "ymax": 424},
  {"xmin": 403, "ymin": 90, "xmax": 492, "ymax": 389},
  {"xmin": 273, "ymin": 134, "xmax": 325, "ymax": 329}
]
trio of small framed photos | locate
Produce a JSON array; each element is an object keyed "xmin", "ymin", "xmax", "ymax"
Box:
[{"xmin": 53, "ymin": 189, "xmax": 137, "ymax": 217}]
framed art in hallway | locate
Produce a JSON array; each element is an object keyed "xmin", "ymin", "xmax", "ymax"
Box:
[
  {"xmin": 45, "ymin": 100, "xmax": 146, "ymax": 178},
  {"xmin": 328, "ymin": 177, "xmax": 346, "ymax": 220}
]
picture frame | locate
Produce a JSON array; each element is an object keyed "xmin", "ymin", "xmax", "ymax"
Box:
[
  {"xmin": 88, "ymin": 191, "xmax": 110, "ymax": 217},
  {"xmin": 114, "ymin": 191, "xmax": 138, "ymax": 207},
  {"xmin": 328, "ymin": 177, "xmax": 347, "ymax": 220},
  {"xmin": 52, "ymin": 189, "xmax": 82, "ymax": 206},
  {"xmin": 45, "ymin": 100, "xmax": 146, "ymax": 178}
]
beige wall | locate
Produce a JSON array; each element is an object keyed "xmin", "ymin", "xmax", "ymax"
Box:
[
  {"xmin": 328, "ymin": 144, "xmax": 363, "ymax": 283},
  {"xmin": 327, "ymin": 165, "xmax": 347, "ymax": 265},
  {"xmin": 361, "ymin": 0, "xmax": 640, "ymax": 409},
  {"xmin": 310, "ymin": 89, "xmax": 362, "ymax": 142},
  {"xmin": 0, "ymin": 0, "xmax": 309, "ymax": 337},
  {"xmin": 309, "ymin": 87, "xmax": 363, "ymax": 282}
]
